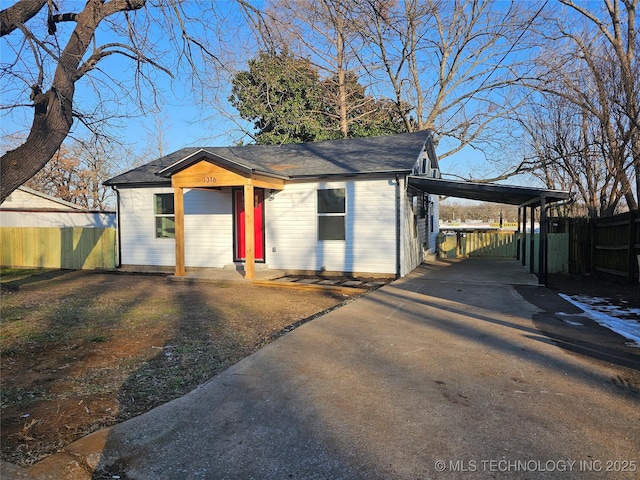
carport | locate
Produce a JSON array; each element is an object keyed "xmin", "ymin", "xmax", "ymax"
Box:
[{"xmin": 408, "ymin": 176, "xmax": 572, "ymax": 285}]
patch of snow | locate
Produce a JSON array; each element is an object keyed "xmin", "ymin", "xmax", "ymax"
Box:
[
  {"xmin": 559, "ymin": 294, "xmax": 640, "ymax": 348},
  {"xmin": 555, "ymin": 313, "xmax": 584, "ymax": 326}
]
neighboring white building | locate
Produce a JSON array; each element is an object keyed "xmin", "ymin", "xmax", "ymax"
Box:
[
  {"xmin": 0, "ymin": 186, "xmax": 115, "ymax": 228},
  {"xmin": 104, "ymin": 131, "xmax": 441, "ymax": 278}
]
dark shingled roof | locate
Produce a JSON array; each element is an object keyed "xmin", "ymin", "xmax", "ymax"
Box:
[{"xmin": 104, "ymin": 131, "xmax": 429, "ymax": 186}]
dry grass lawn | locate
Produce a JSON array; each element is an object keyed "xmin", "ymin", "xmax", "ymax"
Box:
[{"xmin": 0, "ymin": 269, "xmax": 359, "ymax": 466}]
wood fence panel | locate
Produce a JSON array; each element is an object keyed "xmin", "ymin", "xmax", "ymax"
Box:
[
  {"xmin": 467, "ymin": 232, "xmax": 517, "ymax": 258},
  {"xmin": 437, "ymin": 234, "xmax": 458, "ymax": 258},
  {"xmin": 561, "ymin": 211, "xmax": 639, "ymax": 283},
  {"xmin": 1, "ymin": 227, "xmax": 116, "ymax": 270},
  {"xmin": 437, "ymin": 232, "xmax": 517, "ymax": 259},
  {"xmin": 547, "ymin": 233, "xmax": 569, "ymax": 274}
]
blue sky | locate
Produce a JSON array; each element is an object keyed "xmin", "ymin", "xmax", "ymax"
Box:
[{"xmin": 0, "ymin": 0, "xmax": 543, "ymax": 189}]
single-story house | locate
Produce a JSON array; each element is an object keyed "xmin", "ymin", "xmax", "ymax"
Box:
[
  {"xmin": 0, "ymin": 186, "xmax": 116, "ymax": 228},
  {"xmin": 104, "ymin": 131, "xmax": 441, "ymax": 279}
]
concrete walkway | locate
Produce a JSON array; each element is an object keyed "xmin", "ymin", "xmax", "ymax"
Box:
[{"xmin": 7, "ymin": 259, "xmax": 640, "ymax": 479}]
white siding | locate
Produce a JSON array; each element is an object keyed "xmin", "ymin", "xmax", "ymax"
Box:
[
  {"xmin": 428, "ymin": 197, "xmax": 440, "ymax": 252},
  {"xmin": 118, "ymin": 177, "xmax": 426, "ymax": 276},
  {"xmin": 184, "ymin": 189, "xmax": 233, "ymax": 267},
  {"xmin": 265, "ymin": 177, "xmax": 398, "ymax": 275},
  {"xmin": 1, "ymin": 187, "xmax": 79, "ymax": 210},
  {"xmin": 1, "ymin": 188, "xmax": 115, "ymax": 228},
  {"xmin": 0, "ymin": 210, "xmax": 115, "ymax": 228},
  {"xmin": 119, "ymin": 187, "xmax": 234, "ymax": 268},
  {"xmin": 412, "ymin": 193, "xmax": 439, "ymax": 256},
  {"xmin": 119, "ymin": 187, "xmax": 176, "ymax": 266}
]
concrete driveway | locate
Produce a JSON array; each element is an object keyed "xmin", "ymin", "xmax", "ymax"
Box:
[{"xmin": 9, "ymin": 258, "xmax": 640, "ymax": 479}]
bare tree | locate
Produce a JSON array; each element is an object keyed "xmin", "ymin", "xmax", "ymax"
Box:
[
  {"xmin": 350, "ymin": 0, "xmax": 546, "ymax": 163},
  {"xmin": 21, "ymin": 134, "xmax": 130, "ymax": 210},
  {"xmin": 524, "ymin": 0, "xmax": 639, "ymax": 215},
  {"xmin": 0, "ymin": 0, "xmax": 243, "ymax": 203},
  {"xmin": 522, "ymin": 95, "xmax": 628, "ymax": 217}
]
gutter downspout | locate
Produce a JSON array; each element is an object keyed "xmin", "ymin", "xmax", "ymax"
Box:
[
  {"xmin": 111, "ymin": 186, "xmax": 121, "ymax": 268},
  {"xmin": 395, "ymin": 174, "xmax": 401, "ymax": 279}
]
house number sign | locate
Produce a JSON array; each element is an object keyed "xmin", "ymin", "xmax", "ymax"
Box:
[{"xmin": 203, "ymin": 176, "xmax": 217, "ymax": 184}]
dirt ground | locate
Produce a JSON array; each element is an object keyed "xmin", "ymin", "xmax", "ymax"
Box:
[
  {"xmin": 0, "ymin": 270, "xmax": 365, "ymax": 467},
  {"xmin": 547, "ymin": 272, "xmax": 640, "ymax": 309}
]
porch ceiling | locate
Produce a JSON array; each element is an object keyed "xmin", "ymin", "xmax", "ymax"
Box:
[{"xmin": 408, "ymin": 176, "xmax": 571, "ymax": 207}]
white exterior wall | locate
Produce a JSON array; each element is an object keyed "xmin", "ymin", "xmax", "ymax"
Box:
[
  {"xmin": 429, "ymin": 196, "xmax": 440, "ymax": 252},
  {"xmin": 119, "ymin": 187, "xmax": 234, "ymax": 268},
  {"xmin": 1, "ymin": 187, "xmax": 115, "ymax": 228},
  {"xmin": 1, "ymin": 187, "xmax": 78, "ymax": 210},
  {"xmin": 265, "ymin": 177, "xmax": 398, "ymax": 275},
  {"xmin": 0, "ymin": 210, "xmax": 115, "ymax": 228},
  {"xmin": 117, "ymin": 176, "xmax": 429, "ymax": 276},
  {"xmin": 399, "ymin": 182, "xmax": 441, "ymax": 276},
  {"xmin": 183, "ymin": 189, "xmax": 233, "ymax": 268},
  {"xmin": 119, "ymin": 187, "xmax": 176, "ymax": 267},
  {"xmin": 413, "ymin": 194, "xmax": 440, "ymax": 256}
]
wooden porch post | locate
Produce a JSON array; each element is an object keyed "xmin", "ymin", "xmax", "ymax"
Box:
[
  {"xmin": 174, "ymin": 186, "xmax": 185, "ymax": 276},
  {"xmin": 244, "ymin": 183, "xmax": 255, "ymax": 280}
]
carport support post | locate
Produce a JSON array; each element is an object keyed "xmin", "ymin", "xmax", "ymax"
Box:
[
  {"xmin": 244, "ymin": 183, "xmax": 255, "ymax": 280},
  {"xmin": 519, "ymin": 207, "xmax": 526, "ymax": 265},
  {"xmin": 529, "ymin": 205, "xmax": 535, "ymax": 274},
  {"xmin": 174, "ymin": 186, "xmax": 185, "ymax": 276},
  {"xmin": 538, "ymin": 197, "xmax": 547, "ymax": 285}
]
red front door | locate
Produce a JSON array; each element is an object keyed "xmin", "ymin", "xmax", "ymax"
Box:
[{"xmin": 234, "ymin": 188, "xmax": 265, "ymax": 261}]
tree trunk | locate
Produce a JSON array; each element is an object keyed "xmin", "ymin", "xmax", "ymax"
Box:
[
  {"xmin": 1, "ymin": 90, "xmax": 73, "ymax": 203},
  {"xmin": 0, "ymin": 0, "xmax": 146, "ymax": 204}
]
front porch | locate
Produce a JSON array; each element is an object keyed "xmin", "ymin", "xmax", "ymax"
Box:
[
  {"xmin": 167, "ymin": 265, "xmax": 286, "ymax": 284},
  {"xmin": 158, "ymin": 149, "xmax": 286, "ymax": 280}
]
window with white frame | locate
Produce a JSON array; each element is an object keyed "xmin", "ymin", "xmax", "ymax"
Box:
[
  {"xmin": 317, "ymin": 188, "xmax": 346, "ymax": 240},
  {"xmin": 154, "ymin": 193, "xmax": 175, "ymax": 238}
]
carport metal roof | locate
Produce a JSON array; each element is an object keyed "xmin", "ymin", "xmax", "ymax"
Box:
[
  {"xmin": 407, "ymin": 176, "xmax": 572, "ymax": 286},
  {"xmin": 407, "ymin": 176, "xmax": 571, "ymax": 207}
]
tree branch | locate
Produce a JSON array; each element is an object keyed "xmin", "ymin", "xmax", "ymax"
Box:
[{"xmin": 0, "ymin": 0, "xmax": 46, "ymax": 37}]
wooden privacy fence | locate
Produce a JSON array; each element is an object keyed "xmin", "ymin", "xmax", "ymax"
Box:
[
  {"xmin": 520, "ymin": 233, "xmax": 570, "ymax": 274},
  {"xmin": 437, "ymin": 231, "xmax": 517, "ymax": 259},
  {"xmin": 437, "ymin": 231, "xmax": 570, "ymax": 274},
  {"xmin": 1, "ymin": 227, "xmax": 116, "ymax": 270},
  {"xmin": 563, "ymin": 211, "xmax": 640, "ymax": 283}
]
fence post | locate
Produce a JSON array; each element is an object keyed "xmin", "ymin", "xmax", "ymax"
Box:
[
  {"xmin": 589, "ymin": 218, "xmax": 595, "ymax": 277},
  {"xmin": 628, "ymin": 211, "xmax": 637, "ymax": 283}
]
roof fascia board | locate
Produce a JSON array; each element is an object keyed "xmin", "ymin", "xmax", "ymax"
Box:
[
  {"xmin": 289, "ymin": 169, "xmax": 412, "ymax": 180},
  {"xmin": 157, "ymin": 149, "xmax": 288, "ymax": 181},
  {"xmin": 107, "ymin": 181, "xmax": 173, "ymax": 188},
  {"xmin": 518, "ymin": 191, "xmax": 571, "ymax": 208},
  {"xmin": 158, "ymin": 149, "xmax": 252, "ymax": 177}
]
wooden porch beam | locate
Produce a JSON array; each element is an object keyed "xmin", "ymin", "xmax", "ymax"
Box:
[
  {"xmin": 174, "ymin": 186, "xmax": 185, "ymax": 276},
  {"xmin": 244, "ymin": 183, "xmax": 255, "ymax": 280}
]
